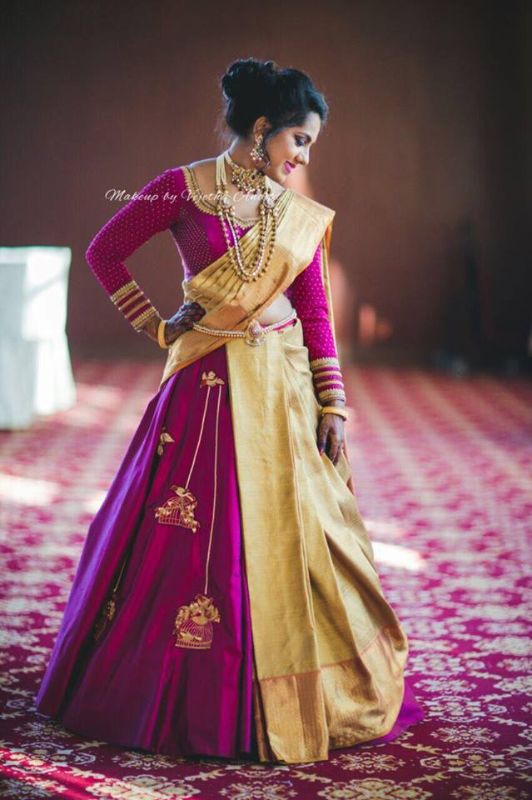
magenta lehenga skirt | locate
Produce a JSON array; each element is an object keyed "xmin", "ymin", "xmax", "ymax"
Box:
[{"xmin": 35, "ymin": 342, "xmax": 423, "ymax": 760}]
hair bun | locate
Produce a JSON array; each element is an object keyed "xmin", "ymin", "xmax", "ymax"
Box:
[
  {"xmin": 220, "ymin": 58, "xmax": 328, "ymax": 139},
  {"xmin": 221, "ymin": 57, "xmax": 279, "ymax": 101}
]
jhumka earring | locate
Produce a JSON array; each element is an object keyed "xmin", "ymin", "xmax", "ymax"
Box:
[{"xmin": 249, "ymin": 134, "xmax": 270, "ymax": 167}]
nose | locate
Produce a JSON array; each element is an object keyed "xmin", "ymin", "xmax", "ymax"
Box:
[{"xmin": 297, "ymin": 148, "xmax": 309, "ymax": 166}]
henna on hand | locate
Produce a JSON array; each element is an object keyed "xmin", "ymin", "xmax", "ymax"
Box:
[
  {"xmin": 164, "ymin": 302, "xmax": 206, "ymax": 345},
  {"xmin": 317, "ymin": 413, "xmax": 345, "ymax": 466}
]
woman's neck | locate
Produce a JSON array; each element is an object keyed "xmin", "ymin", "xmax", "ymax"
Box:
[{"xmin": 226, "ymin": 140, "xmax": 264, "ymax": 173}]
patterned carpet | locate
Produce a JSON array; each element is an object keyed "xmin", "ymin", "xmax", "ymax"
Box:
[{"xmin": 0, "ymin": 362, "xmax": 530, "ymax": 800}]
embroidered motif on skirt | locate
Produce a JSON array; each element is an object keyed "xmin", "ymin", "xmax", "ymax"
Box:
[
  {"xmin": 154, "ymin": 485, "xmax": 200, "ymax": 531},
  {"xmin": 92, "ymin": 553, "xmax": 129, "ymax": 641},
  {"xmin": 93, "ymin": 370, "xmax": 226, "ymax": 646},
  {"xmin": 162, "ymin": 370, "xmax": 225, "ymax": 649},
  {"xmin": 201, "ymin": 370, "xmax": 225, "ymax": 387},
  {"xmin": 157, "ymin": 426, "xmax": 175, "ymax": 455},
  {"xmin": 93, "ymin": 596, "xmax": 117, "ymax": 641},
  {"xmin": 173, "ymin": 592, "xmax": 221, "ymax": 649}
]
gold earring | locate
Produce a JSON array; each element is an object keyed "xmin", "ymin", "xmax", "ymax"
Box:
[{"xmin": 250, "ymin": 134, "xmax": 269, "ymax": 167}]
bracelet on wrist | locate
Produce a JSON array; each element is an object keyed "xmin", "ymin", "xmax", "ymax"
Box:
[
  {"xmin": 319, "ymin": 405, "xmax": 348, "ymax": 421},
  {"xmin": 157, "ymin": 318, "xmax": 170, "ymax": 349}
]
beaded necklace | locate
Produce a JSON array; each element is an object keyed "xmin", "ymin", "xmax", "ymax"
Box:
[{"xmin": 215, "ymin": 150, "xmax": 278, "ymax": 283}]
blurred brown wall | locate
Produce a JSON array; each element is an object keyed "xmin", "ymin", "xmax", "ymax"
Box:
[{"xmin": 1, "ymin": 0, "xmax": 529, "ymax": 360}]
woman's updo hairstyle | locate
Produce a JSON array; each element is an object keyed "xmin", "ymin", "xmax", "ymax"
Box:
[{"xmin": 220, "ymin": 57, "xmax": 329, "ymax": 140}]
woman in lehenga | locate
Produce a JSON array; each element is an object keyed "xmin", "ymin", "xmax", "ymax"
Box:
[{"xmin": 35, "ymin": 57, "xmax": 424, "ymax": 764}]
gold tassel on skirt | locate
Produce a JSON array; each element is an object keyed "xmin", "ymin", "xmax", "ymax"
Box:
[{"xmin": 225, "ymin": 318, "xmax": 408, "ymax": 764}]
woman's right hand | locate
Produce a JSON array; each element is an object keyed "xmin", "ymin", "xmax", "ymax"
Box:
[{"xmin": 164, "ymin": 301, "xmax": 206, "ymax": 345}]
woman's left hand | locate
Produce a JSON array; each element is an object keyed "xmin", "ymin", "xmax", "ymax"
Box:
[{"xmin": 317, "ymin": 413, "xmax": 345, "ymax": 465}]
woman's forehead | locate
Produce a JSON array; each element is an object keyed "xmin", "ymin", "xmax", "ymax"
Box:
[{"xmin": 288, "ymin": 113, "xmax": 321, "ymax": 141}]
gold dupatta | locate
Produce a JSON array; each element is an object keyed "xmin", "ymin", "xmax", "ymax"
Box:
[
  {"xmin": 159, "ymin": 184, "xmax": 335, "ymax": 386},
  {"xmin": 223, "ymin": 225, "xmax": 409, "ymax": 762},
  {"xmin": 219, "ymin": 203, "xmax": 407, "ymax": 763}
]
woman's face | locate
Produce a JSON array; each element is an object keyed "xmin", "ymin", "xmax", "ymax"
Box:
[{"xmin": 259, "ymin": 111, "xmax": 322, "ymax": 184}]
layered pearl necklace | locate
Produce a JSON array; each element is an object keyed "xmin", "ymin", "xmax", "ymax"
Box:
[{"xmin": 215, "ymin": 150, "xmax": 279, "ymax": 283}]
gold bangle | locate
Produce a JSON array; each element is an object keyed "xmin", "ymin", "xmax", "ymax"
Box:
[
  {"xmin": 319, "ymin": 405, "xmax": 348, "ymax": 421},
  {"xmin": 157, "ymin": 318, "xmax": 169, "ymax": 349}
]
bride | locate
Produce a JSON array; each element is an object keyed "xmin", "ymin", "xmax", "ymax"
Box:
[{"xmin": 35, "ymin": 57, "xmax": 424, "ymax": 764}]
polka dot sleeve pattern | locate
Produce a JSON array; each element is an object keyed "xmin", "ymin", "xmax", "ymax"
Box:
[
  {"xmin": 85, "ymin": 168, "xmax": 184, "ymax": 331},
  {"xmin": 285, "ymin": 240, "xmax": 346, "ymax": 404}
]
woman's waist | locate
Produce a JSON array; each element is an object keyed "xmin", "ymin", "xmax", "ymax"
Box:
[
  {"xmin": 256, "ymin": 293, "xmax": 294, "ymax": 325},
  {"xmin": 192, "ymin": 308, "xmax": 298, "ymax": 346},
  {"xmin": 182, "ymin": 268, "xmax": 295, "ymax": 325}
]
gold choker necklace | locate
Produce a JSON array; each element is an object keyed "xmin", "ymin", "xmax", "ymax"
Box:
[{"xmin": 224, "ymin": 150, "xmax": 265, "ymax": 195}]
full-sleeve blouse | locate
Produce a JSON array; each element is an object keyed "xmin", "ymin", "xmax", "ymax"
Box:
[{"xmin": 85, "ymin": 166, "xmax": 345, "ymax": 403}]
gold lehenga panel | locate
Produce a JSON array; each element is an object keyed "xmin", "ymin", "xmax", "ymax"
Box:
[{"xmin": 225, "ymin": 319, "xmax": 408, "ymax": 763}]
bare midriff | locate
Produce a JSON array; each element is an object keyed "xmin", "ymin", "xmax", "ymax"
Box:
[{"xmin": 257, "ymin": 293, "xmax": 295, "ymax": 325}]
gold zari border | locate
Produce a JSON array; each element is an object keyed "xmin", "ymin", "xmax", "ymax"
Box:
[
  {"xmin": 110, "ymin": 280, "xmax": 139, "ymax": 304},
  {"xmin": 317, "ymin": 389, "xmax": 347, "ymax": 401},
  {"xmin": 252, "ymin": 626, "xmax": 406, "ymax": 763},
  {"xmin": 124, "ymin": 299, "xmax": 150, "ymax": 319},
  {"xmin": 131, "ymin": 306, "xmax": 158, "ymax": 331},
  {"xmin": 310, "ymin": 356, "xmax": 341, "ymax": 369}
]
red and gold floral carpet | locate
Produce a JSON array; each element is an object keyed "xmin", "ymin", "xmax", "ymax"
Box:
[{"xmin": 0, "ymin": 362, "xmax": 530, "ymax": 799}]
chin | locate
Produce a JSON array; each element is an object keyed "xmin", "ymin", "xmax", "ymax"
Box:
[{"xmin": 276, "ymin": 165, "xmax": 289, "ymax": 182}]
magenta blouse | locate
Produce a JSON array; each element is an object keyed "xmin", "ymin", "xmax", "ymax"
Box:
[{"xmin": 85, "ymin": 166, "xmax": 345, "ymax": 404}]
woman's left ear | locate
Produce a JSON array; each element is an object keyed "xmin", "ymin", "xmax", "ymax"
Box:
[{"xmin": 254, "ymin": 116, "xmax": 271, "ymax": 137}]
